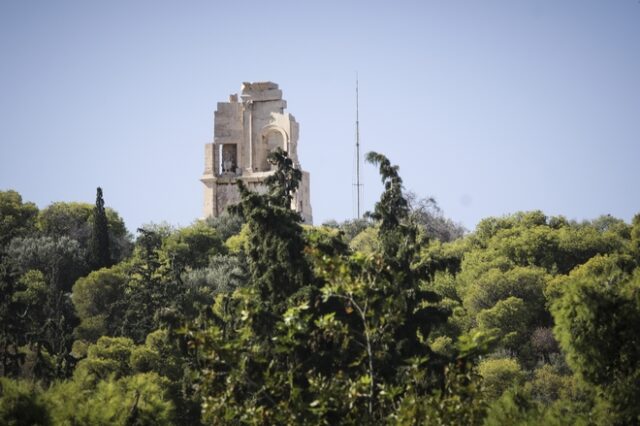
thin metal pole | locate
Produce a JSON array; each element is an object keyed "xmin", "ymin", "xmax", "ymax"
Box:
[{"xmin": 356, "ymin": 74, "xmax": 361, "ymax": 219}]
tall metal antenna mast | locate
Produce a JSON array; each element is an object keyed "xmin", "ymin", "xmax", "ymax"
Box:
[{"xmin": 355, "ymin": 74, "xmax": 362, "ymax": 219}]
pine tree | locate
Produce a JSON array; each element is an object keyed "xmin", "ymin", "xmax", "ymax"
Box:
[
  {"xmin": 90, "ymin": 187, "xmax": 111, "ymax": 269},
  {"xmin": 230, "ymin": 148, "xmax": 309, "ymax": 306}
]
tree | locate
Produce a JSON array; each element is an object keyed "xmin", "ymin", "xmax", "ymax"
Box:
[
  {"xmin": 72, "ymin": 265, "xmax": 128, "ymax": 342},
  {"xmin": 205, "ymin": 211, "xmax": 244, "ymax": 242},
  {"xmin": 7, "ymin": 236, "xmax": 86, "ymax": 293},
  {"xmin": 476, "ymin": 297, "xmax": 534, "ymax": 355},
  {"xmin": 229, "ymin": 147, "xmax": 310, "ymax": 312},
  {"xmin": 551, "ymin": 261, "xmax": 640, "ymax": 424},
  {"xmin": 44, "ymin": 372, "xmax": 175, "ymax": 425},
  {"xmin": 4, "ymin": 238, "xmax": 83, "ymax": 380},
  {"xmin": 161, "ymin": 221, "xmax": 225, "ymax": 276},
  {"xmin": 37, "ymin": 201, "xmax": 132, "ymax": 266},
  {"xmin": 0, "ymin": 191, "xmax": 38, "ymax": 254},
  {"xmin": 478, "ymin": 358, "xmax": 524, "ymax": 400},
  {"xmin": 405, "ymin": 191, "xmax": 466, "ymax": 242},
  {"xmin": 191, "ymin": 151, "xmax": 462, "ymax": 423},
  {"xmin": 120, "ymin": 226, "xmax": 173, "ymax": 343},
  {"xmin": 631, "ymin": 213, "xmax": 640, "ymax": 261},
  {"xmin": 321, "ymin": 217, "xmax": 374, "ymax": 244},
  {"xmin": 0, "ymin": 377, "xmax": 51, "ymax": 426},
  {"xmin": 89, "ymin": 187, "xmax": 111, "ymax": 270}
]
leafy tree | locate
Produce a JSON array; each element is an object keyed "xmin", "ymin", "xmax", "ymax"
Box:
[
  {"xmin": 467, "ymin": 211, "xmax": 625, "ymax": 275},
  {"xmin": 391, "ymin": 364, "xmax": 487, "ymax": 425},
  {"xmin": 44, "ymin": 372, "xmax": 175, "ymax": 425},
  {"xmin": 89, "ymin": 187, "xmax": 111, "ymax": 269},
  {"xmin": 160, "ymin": 221, "xmax": 225, "ymax": 276},
  {"xmin": 11, "ymin": 271, "xmax": 56, "ymax": 379},
  {"xmin": 72, "ymin": 265, "xmax": 128, "ymax": 341},
  {"xmin": 69, "ymin": 333, "xmax": 199, "ymax": 425},
  {"xmin": 321, "ymin": 217, "xmax": 374, "ymax": 243},
  {"xmin": 205, "ymin": 211, "xmax": 244, "ymax": 242},
  {"xmin": 348, "ymin": 226, "xmax": 379, "ymax": 254},
  {"xmin": 2, "ymin": 237, "xmax": 81, "ymax": 379},
  {"xmin": 229, "ymin": 147, "xmax": 310, "ymax": 311},
  {"xmin": 483, "ymin": 387, "xmax": 592, "ymax": 426},
  {"xmin": 73, "ymin": 336, "xmax": 136, "ymax": 386},
  {"xmin": 463, "ymin": 267, "xmax": 548, "ymax": 323},
  {"xmin": 0, "ymin": 265, "xmax": 28, "ymax": 377},
  {"xmin": 0, "ymin": 191, "xmax": 38, "ymax": 253},
  {"xmin": 631, "ymin": 213, "xmax": 640, "ymax": 261},
  {"xmin": 7, "ymin": 236, "xmax": 86, "ymax": 292},
  {"xmin": 478, "ymin": 358, "xmax": 524, "ymax": 400},
  {"xmin": 405, "ymin": 191, "xmax": 466, "ymax": 242},
  {"xmin": 0, "ymin": 377, "xmax": 50, "ymax": 426},
  {"xmin": 476, "ymin": 296, "xmax": 534, "ymax": 355},
  {"xmin": 524, "ymin": 364, "xmax": 571, "ymax": 406},
  {"xmin": 191, "ymin": 151, "xmax": 462, "ymax": 423},
  {"xmin": 120, "ymin": 226, "xmax": 173, "ymax": 343},
  {"xmin": 37, "ymin": 201, "xmax": 132, "ymax": 266},
  {"xmin": 181, "ymin": 254, "xmax": 247, "ymax": 302},
  {"xmin": 551, "ymin": 261, "xmax": 640, "ymax": 424},
  {"xmin": 131, "ymin": 330, "xmax": 201, "ymax": 426}
]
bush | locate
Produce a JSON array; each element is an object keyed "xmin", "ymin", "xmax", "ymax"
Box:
[
  {"xmin": 0, "ymin": 378, "xmax": 50, "ymax": 426},
  {"xmin": 478, "ymin": 358, "xmax": 524, "ymax": 400}
]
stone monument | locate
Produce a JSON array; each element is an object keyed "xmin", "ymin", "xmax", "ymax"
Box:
[{"xmin": 201, "ymin": 82, "xmax": 313, "ymax": 223}]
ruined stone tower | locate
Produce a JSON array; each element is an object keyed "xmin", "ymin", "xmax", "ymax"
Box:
[{"xmin": 201, "ymin": 82, "xmax": 313, "ymax": 223}]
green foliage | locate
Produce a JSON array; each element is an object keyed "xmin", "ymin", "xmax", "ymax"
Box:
[
  {"xmin": 483, "ymin": 387, "xmax": 592, "ymax": 426},
  {"xmin": 365, "ymin": 151, "xmax": 409, "ymax": 233},
  {"xmin": 478, "ymin": 358, "xmax": 524, "ymax": 400},
  {"xmin": 229, "ymin": 148, "xmax": 310, "ymax": 311},
  {"xmin": 419, "ymin": 238, "xmax": 469, "ymax": 276},
  {"xmin": 391, "ymin": 363, "xmax": 487, "ymax": 425},
  {"xmin": 45, "ymin": 372, "xmax": 175, "ymax": 425},
  {"xmin": 477, "ymin": 297, "xmax": 533, "ymax": 353},
  {"xmin": 190, "ymin": 151, "xmax": 462, "ymax": 424},
  {"xmin": 72, "ymin": 265, "xmax": 127, "ymax": 341},
  {"xmin": 551, "ymin": 262, "xmax": 640, "ymax": 424},
  {"xmin": 405, "ymin": 191, "xmax": 466, "ymax": 242},
  {"xmin": 464, "ymin": 267, "xmax": 548, "ymax": 324},
  {"xmin": 119, "ymin": 225, "xmax": 175, "ymax": 343},
  {"xmin": 0, "ymin": 191, "xmax": 38, "ymax": 253},
  {"xmin": 37, "ymin": 201, "xmax": 131, "ymax": 266},
  {"xmin": 524, "ymin": 364, "xmax": 570, "ymax": 405},
  {"xmin": 7, "ymin": 235, "xmax": 86, "ymax": 292},
  {"xmin": 469, "ymin": 211, "xmax": 625, "ymax": 274},
  {"xmin": 5, "ymin": 241, "xmax": 83, "ymax": 378},
  {"xmin": 73, "ymin": 336, "xmax": 136, "ymax": 386},
  {"xmin": 2, "ymin": 175, "xmax": 639, "ymax": 423},
  {"xmin": 630, "ymin": 213, "xmax": 640, "ymax": 261},
  {"xmin": 90, "ymin": 187, "xmax": 112, "ymax": 269},
  {"xmin": 0, "ymin": 378, "xmax": 50, "ymax": 426},
  {"xmin": 162, "ymin": 221, "xmax": 225, "ymax": 273},
  {"xmin": 205, "ymin": 211, "xmax": 244, "ymax": 242},
  {"xmin": 181, "ymin": 254, "xmax": 247, "ymax": 315},
  {"xmin": 224, "ymin": 223, "xmax": 250, "ymax": 253},
  {"xmin": 348, "ymin": 226, "xmax": 379, "ymax": 254},
  {"xmin": 304, "ymin": 225, "xmax": 349, "ymax": 257},
  {"xmin": 322, "ymin": 217, "xmax": 373, "ymax": 243}
]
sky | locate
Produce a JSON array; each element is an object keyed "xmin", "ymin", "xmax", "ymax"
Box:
[{"xmin": 1, "ymin": 0, "xmax": 639, "ymax": 235}]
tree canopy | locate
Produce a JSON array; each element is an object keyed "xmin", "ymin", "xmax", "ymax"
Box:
[{"xmin": 1, "ymin": 157, "xmax": 639, "ymax": 424}]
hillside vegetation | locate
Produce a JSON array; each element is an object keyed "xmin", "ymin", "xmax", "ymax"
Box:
[{"xmin": 1, "ymin": 150, "xmax": 639, "ymax": 425}]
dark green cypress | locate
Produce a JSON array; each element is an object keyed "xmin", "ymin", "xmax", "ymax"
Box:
[{"xmin": 90, "ymin": 187, "xmax": 111, "ymax": 269}]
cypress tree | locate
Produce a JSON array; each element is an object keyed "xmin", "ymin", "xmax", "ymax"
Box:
[{"xmin": 90, "ymin": 187, "xmax": 111, "ymax": 269}]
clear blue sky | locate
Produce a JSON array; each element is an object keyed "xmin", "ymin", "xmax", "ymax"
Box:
[{"xmin": 1, "ymin": 0, "xmax": 639, "ymax": 234}]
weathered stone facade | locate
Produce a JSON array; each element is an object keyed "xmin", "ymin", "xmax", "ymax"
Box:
[{"xmin": 201, "ymin": 82, "xmax": 313, "ymax": 223}]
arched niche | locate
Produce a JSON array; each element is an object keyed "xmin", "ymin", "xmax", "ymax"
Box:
[{"xmin": 259, "ymin": 126, "xmax": 288, "ymax": 171}]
